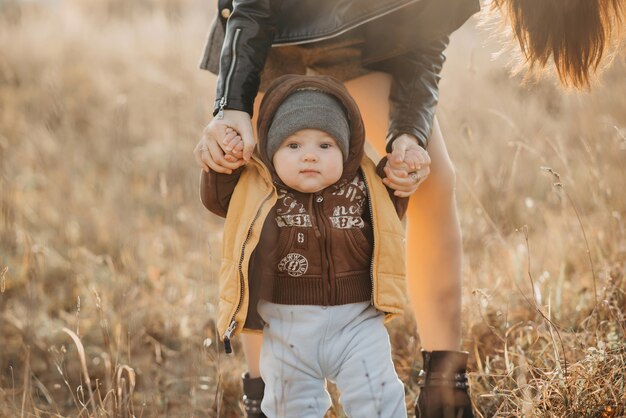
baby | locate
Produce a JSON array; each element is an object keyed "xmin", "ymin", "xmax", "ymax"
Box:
[{"xmin": 201, "ymin": 75, "xmax": 413, "ymax": 418}]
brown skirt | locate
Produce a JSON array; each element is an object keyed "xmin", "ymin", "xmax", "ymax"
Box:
[{"xmin": 199, "ymin": 17, "xmax": 371, "ymax": 92}]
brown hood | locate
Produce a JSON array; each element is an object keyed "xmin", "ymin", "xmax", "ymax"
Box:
[{"xmin": 257, "ymin": 75, "xmax": 366, "ymax": 182}]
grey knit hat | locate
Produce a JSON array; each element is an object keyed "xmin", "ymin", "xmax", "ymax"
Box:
[{"xmin": 266, "ymin": 89, "xmax": 350, "ymax": 161}]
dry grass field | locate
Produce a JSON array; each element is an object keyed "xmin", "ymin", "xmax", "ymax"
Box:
[{"xmin": 0, "ymin": 0, "xmax": 624, "ymax": 416}]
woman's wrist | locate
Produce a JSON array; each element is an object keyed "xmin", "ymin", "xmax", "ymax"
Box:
[
  {"xmin": 386, "ymin": 129, "xmax": 427, "ymax": 152},
  {"xmin": 395, "ymin": 133, "xmax": 422, "ymax": 148}
]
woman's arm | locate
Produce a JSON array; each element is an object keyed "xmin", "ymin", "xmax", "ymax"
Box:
[
  {"xmin": 383, "ymin": 35, "xmax": 449, "ymax": 151},
  {"xmin": 195, "ymin": 0, "xmax": 276, "ymax": 172},
  {"xmin": 213, "ymin": 0, "xmax": 277, "ymax": 118},
  {"xmin": 371, "ymin": 36, "xmax": 446, "ymax": 198}
]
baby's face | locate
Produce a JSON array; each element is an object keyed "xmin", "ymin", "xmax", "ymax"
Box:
[{"xmin": 272, "ymin": 129, "xmax": 344, "ymax": 193}]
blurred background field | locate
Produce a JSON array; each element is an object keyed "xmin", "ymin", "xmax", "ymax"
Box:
[{"xmin": 0, "ymin": 0, "xmax": 624, "ymax": 416}]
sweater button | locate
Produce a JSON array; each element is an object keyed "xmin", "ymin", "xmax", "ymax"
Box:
[
  {"xmin": 316, "ymin": 196, "xmax": 323, "ymax": 203},
  {"xmin": 220, "ymin": 8, "xmax": 231, "ymax": 19}
]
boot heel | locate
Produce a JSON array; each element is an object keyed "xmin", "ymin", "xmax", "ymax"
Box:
[{"xmin": 242, "ymin": 372, "xmax": 266, "ymax": 418}]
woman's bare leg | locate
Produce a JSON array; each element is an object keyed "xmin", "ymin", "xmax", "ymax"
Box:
[
  {"xmin": 241, "ymin": 333, "xmax": 263, "ymax": 378},
  {"xmin": 344, "ymin": 72, "xmax": 462, "ymax": 350}
]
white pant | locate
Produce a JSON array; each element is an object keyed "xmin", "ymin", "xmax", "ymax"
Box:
[{"xmin": 258, "ymin": 300, "xmax": 407, "ymax": 418}]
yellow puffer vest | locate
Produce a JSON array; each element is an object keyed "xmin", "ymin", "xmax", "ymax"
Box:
[{"xmin": 216, "ymin": 155, "xmax": 407, "ymax": 347}]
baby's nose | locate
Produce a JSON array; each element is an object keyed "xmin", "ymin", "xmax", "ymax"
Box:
[{"xmin": 303, "ymin": 152, "xmax": 318, "ymax": 162}]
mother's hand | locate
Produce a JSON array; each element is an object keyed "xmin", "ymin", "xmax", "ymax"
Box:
[
  {"xmin": 194, "ymin": 109, "xmax": 256, "ymax": 174},
  {"xmin": 383, "ymin": 134, "xmax": 431, "ymax": 197}
]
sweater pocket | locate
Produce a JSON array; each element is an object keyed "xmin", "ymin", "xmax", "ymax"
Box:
[
  {"xmin": 330, "ymin": 227, "xmax": 371, "ymax": 273},
  {"xmin": 272, "ymin": 226, "xmax": 297, "ymax": 260}
]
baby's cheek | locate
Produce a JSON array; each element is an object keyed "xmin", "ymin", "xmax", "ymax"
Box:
[
  {"xmin": 275, "ymin": 163, "xmax": 299, "ymax": 189},
  {"xmin": 331, "ymin": 168, "xmax": 343, "ymax": 184},
  {"xmin": 330, "ymin": 161, "xmax": 344, "ymax": 182}
]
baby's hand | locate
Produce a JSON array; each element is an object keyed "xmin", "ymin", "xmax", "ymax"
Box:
[
  {"xmin": 382, "ymin": 134, "xmax": 431, "ymax": 197},
  {"xmin": 222, "ymin": 127, "xmax": 245, "ymax": 164}
]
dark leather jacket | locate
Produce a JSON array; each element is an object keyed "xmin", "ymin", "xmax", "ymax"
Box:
[{"xmin": 209, "ymin": 0, "xmax": 479, "ymax": 148}]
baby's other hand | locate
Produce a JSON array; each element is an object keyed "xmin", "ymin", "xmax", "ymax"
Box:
[
  {"xmin": 222, "ymin": 127, "xmax": 245, "ymax": 164},
  {"xmin": 383, "ymin": 163, "xmax": 419, "ymax": 198},
  {"xmin": 382, "ymin": 134, "xmax": 431, "ymax": 197}
]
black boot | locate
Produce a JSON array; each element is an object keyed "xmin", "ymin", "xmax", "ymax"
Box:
[
  {"xmin": 242, "ymin": 372, "xmax": 266, "ymax": 418},
  {"xmin": 414, "ymin": 350, "xmax": 474, "ymax": 418}
]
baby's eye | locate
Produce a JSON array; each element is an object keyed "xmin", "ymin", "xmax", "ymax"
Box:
[
  {"xmin": 320, "ymin": 143, "xmax": 332, "ymax": 149},
  {"xmin": 287, "ymin": 143, "xmax": 299, "ymax": 149}
]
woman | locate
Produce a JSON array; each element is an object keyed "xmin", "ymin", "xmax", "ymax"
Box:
[{"xmin": 193, "ymin": 0, "xmax": 624, "ymax": 416}]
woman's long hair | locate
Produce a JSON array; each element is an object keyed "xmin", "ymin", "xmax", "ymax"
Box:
[{"xmin": 493, "ymin": 0, "xmax": 624, "ymax": 88}]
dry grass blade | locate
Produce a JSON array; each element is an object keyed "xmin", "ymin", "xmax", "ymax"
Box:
[
  {"xmin": 542, "ymin": 166, "xmax": 599, "ymax": 313},
  {"xmin": 20, "ymin": 348, "xmax": 30, "ymax": 418},
  {"xmin": 0, "ymin": 265, "xmax": 7, "ymax": 293},
  {"xmin": 61, "ymin": 328, "xmax": 97, "ymax": 417},
  {"xmin": 115, "ymin": 365, "xmax": 136, "ymax": 417}
]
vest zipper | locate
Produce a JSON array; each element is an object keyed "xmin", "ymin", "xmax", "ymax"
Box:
[
  {"xmin": 216, "ymin": 27, "xmax": 242, "ymax": 120},
  {"xmin": 223, "ymin": 189, "xmax": 273, "ymax": 354},
  {"xmin": 360, "ymin": 170, "xmax": 376, "ymax": 305}
]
